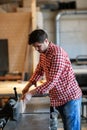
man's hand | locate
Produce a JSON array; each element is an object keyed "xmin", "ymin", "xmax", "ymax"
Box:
[
  {"xmin": 21, "ymin": 81, "xmax": 37, "ymax": 100},
  {"xmin": 21, "ymin": 88, "xmax": 36, "ymax": 101},
  {"xmin": 29, "ymin": 88, "xmax": 37, "ymax": 96},
  {"xmin": 21, "ymin": 82, "xmax": 32, "ymax": 100}
]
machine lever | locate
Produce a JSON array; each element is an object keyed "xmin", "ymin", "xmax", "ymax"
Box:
[{"xmin": 14, "ymin": 87, "xmax": 18, "ymax": 101}]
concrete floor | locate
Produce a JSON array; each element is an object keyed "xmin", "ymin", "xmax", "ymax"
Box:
[
  {"xmin": 57, "ymin": 118, "xmax": 87, "ymax": 130},
  {"xmin": 4, "ymin": 96, "xmax": 87, "ymax": 130}
]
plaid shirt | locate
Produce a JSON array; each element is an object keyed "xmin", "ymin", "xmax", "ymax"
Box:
[{"xmin": 30, "ymin": 42, "xmax": 82, "ymax": 106}]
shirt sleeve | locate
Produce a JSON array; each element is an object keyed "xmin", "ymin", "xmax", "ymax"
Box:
[
  {"xmin": 29, "ymin": 61, "xmax": 44, "ymax": 85},
  {"xmin": 36, "ymin": 51, "xmax": 69, "ymax": 94}
]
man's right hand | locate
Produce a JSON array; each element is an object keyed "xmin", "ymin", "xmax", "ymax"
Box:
[{"xmin": 21, "ymin": 82, "xmax": 31, "ymax": 100}]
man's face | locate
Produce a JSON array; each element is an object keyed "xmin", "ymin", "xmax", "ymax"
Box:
[{"xmin": 32, "ymin": 39, "xmax": 49, "ymax": 53}]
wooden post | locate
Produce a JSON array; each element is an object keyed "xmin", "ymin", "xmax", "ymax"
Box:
[{"xmin": 22, "ymin": 0, "xmax": 36, "ymax": 77}]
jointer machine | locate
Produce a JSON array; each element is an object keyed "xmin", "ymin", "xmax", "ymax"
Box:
[{"xmin": 0, "ymin": 87, "xmax": 21, "ymax": 130}]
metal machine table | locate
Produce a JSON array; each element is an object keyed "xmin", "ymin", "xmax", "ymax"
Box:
[{"xmin": 4, "ymin": 96, "xmax": 50, "ymax": 130}]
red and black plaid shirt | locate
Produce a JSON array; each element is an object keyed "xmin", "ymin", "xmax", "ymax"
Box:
[{"xmin": 30, "ymin": 42, "xmax": 82, "ymax": 106}]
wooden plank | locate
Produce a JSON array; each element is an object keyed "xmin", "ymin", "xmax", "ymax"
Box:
[
  {"xmin": 0, "ymin": 80, "xmax": 45, "ymax": 96},
  {"xmin": 22, "ymin": 0, "xmax": 37, "ymax": 75}
]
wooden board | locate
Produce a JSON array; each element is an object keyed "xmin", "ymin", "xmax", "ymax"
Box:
[
  {"xmin": 0, "ymin": 81, "xmax": 28, "ymax": 97},
  {"xmin": 0, "ymin": 80, "xmax": 45, "ymax": 97}
]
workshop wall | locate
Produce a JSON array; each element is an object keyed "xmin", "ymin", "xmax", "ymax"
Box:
[{"xmin": 0, "ymin": 13, "xmax": 31, "ymax": 73}]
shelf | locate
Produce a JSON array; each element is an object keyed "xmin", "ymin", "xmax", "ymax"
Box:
[{"xmin": 0, "ymin": 75, "xmax": 22, "ymax": 81}]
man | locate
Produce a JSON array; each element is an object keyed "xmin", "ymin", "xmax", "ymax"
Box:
[{"xmin": 22, "ymin": 29, "xmax": 82, "ymax": 130}]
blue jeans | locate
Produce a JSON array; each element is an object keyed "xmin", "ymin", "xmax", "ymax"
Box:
[{"xmin": 50, "ymin": 97, "xmax": 82, "ymax": 130}]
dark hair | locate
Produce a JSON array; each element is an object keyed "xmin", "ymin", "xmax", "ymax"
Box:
[{"xmin": 28, "ymin": 29, "xmax": 48, "ymax": 45}]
